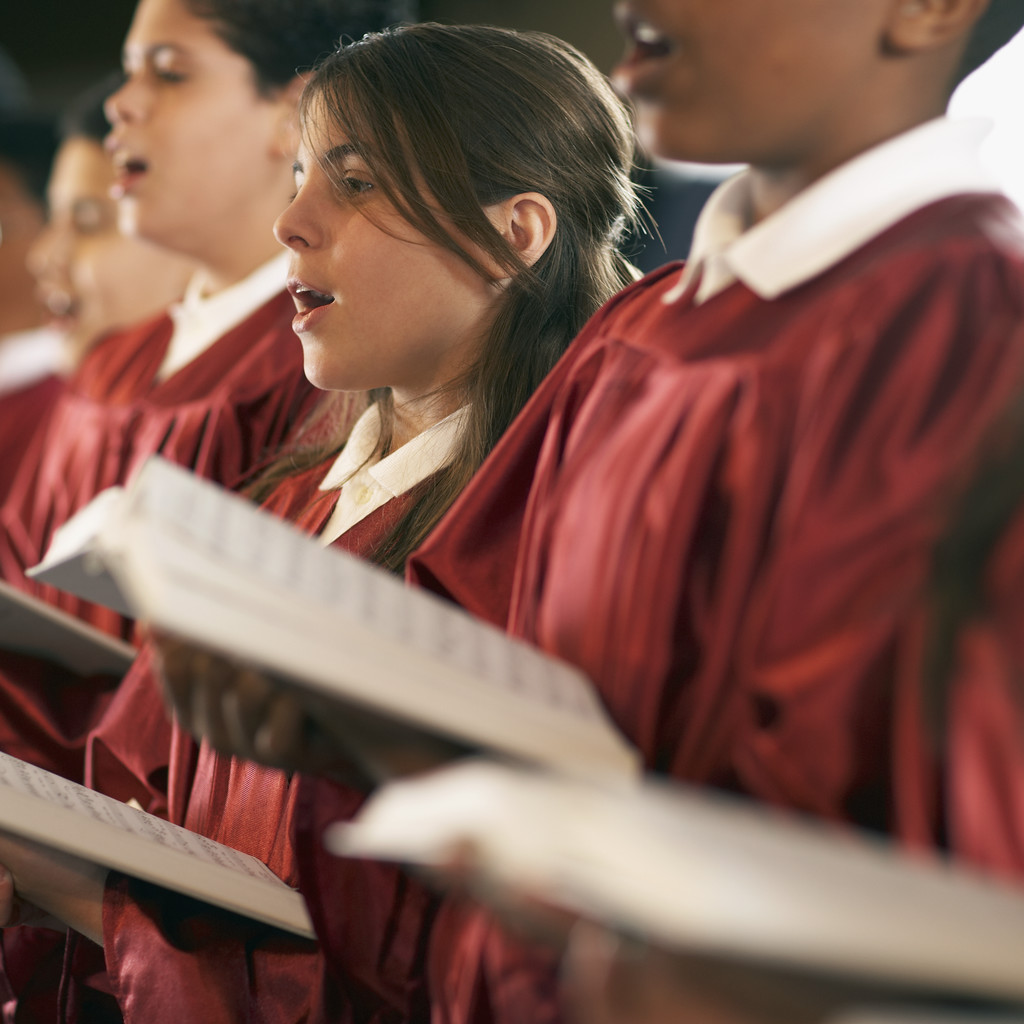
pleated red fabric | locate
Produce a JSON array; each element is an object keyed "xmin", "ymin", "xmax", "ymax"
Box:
[
  {"xmin": 0, "ymin": 374, "xmax": 64, "ymax": 505},
  {"xmin": 893, "ymin": 504, "xmax": 1024, "ymax": 880},
  {"xmin": 405, "ymin": 194, "xmax": 1024, "ymax": 1024}
]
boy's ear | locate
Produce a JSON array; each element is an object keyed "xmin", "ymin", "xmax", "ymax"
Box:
[
  {"xmin": 269, "ymin": 75, "xmax": 308, "ymax": 160},
  {"xmin": 485, "ymin": 193, "xmax": 558, "ymax": 270},
  {"xmin": 884, "ymin": 0, "xmax": 990, "ymax": 55}
]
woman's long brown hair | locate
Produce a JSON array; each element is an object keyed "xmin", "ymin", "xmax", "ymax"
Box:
[{"xmin": 255, "ymin": 23, "xmax": 639, "ymax": 571}]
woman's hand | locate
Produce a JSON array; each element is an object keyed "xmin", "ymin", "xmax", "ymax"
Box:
[
  {"xmin": 151, "ymin": 632, "xmax": 467, "ymax": 784},
  {"xmin": 152, "ymin": 632, "xmax": 345, "ymax": 770}
]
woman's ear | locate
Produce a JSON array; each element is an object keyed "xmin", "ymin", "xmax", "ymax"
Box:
[
  {"xmin": 269, "ymin": 75, "xmax": 308, "ymax": 160},
  {"xmin": 486, "ymin": 193, "xmax": 558, "ymax": 269}
]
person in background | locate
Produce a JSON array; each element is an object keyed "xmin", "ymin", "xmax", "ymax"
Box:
[
  {"xmin": 0, "ymin": 0, "xmax": 411, "ymax": 637},
  {"xmin": 0, "ymin": 0, "xmax": 409, "ymax": 784},
  {"xmin": 0, "ymin": 112, "xmax": 62, "ymax": 502},
  {"xmin": 29, "ymin": 74, "xmax": 195, "ymax": 371}
]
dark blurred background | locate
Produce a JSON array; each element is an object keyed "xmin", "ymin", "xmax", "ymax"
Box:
[{"xmin": 1, "ymin": 0, "xmax": 624, "ymax": 111}]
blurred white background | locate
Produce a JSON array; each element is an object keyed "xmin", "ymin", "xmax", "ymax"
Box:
[{"xmin": 951, "ymin": 26, "xmax": 1024, "ymax": 210}]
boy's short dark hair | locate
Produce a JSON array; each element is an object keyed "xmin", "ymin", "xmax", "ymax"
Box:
[
  {"xmin": 957, "ymin": 0, "xmax": 1024, "ymax": 82},
  {"xmin": 183, "ymin": 0, "xmax": 417, "ymax": 93}
]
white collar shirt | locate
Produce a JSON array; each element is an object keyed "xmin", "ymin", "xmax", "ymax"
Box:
[
  {"xmin": 669, "ymin": 117, "xmax": 1003, "ymax": 306},
  {"xmin": 317, "ymin": 403, "xmax": 469, "ymax": 546},
  {"xmin": 158, "ymin": 251, "xmax": 290, "ymax": 379}
]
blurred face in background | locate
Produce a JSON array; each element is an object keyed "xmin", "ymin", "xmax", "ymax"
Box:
[
  {"xmin": 103, "ymin": 0, "xmax": 296, "ymax": 278},
  {"xmin": 28, "ymin": 135, "xmax": 194, "ymax": 366}
]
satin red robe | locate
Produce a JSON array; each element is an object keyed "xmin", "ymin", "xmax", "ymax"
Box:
[
  {"xmin": 0, "ymin": 374, "xmax": 64, "ymax": 504},
  {"xmin": 893, "ymin": 502, "xmax": 1024, "ymax": 880},
  {"xmin": 54, "ymin": 461, "xmax": 440, "ymax": 1024},
  {"xmin": 403, "ymin": 193, "xmax": 1024, "ymax": 1024}
]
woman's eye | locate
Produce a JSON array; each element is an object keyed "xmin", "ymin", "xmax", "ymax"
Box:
[
  {"xmin": 154, "ymin": 67, "xmax": 187, "ymax": 83},
  {"xmin": 342, "ymin": 176, "xmax": 374, "ymax": 196}
]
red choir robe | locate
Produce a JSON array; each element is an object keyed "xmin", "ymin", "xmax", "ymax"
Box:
[
  {"xmin": 403, "ymin": 193, "xmax": 1024, "ymax": 1024},
  {"xmin": 54, "ymin": 460, "xmax": 439, "ymax": 1024},
  {"xmin": 0, "ymin": 374, "xmax": 64, "ymax": 504}
]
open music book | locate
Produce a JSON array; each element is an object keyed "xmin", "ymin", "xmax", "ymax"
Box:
[
  {"xmin": 0, "ymin": 750, "xmax": 312, "ymax": 937},
  {"xmin": 333, "ymin": 761, "xmax": 1024, "ymax": 1005},
  {"xmin": 28, "ymin": 486, "xmax": 134, "ymax": 618},
  {"xmin": 30, "ymin": 457, "xmax": 639, "ymax": 779},
  {"xmin": 0, "ymin": 578, "xmax": 135, "ymax": 677}
]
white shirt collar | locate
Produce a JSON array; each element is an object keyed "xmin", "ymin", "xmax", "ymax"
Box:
[
  {"xmin": 159, "ymin": 251, "xmax": 290, "ymax": 379},
  {"xmin": 317, "ymin": 403, "xmax": 469, "ymax": 545},
  {"xmin": 0, "ymin": 326, "xmax": 65, "ymax": 393},
  {"xmin": 670, "ymin": 117, "xmax": 1002, "ymax": 305}
]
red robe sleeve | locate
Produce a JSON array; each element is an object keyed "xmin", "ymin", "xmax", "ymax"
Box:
[
  {"xmin": 0, "ymin": 374, "xmax": 64, "ymax": 504},
  {"xmin": 411, "ymin": 195, "xmax": 1024, "ymax": 1024}
]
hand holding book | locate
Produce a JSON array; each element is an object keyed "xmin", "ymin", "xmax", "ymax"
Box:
[
  {"xmin": 152, "ymin": 632, "xmax": 472, "ymax": 786},
  {"xmin": 334, "ymin": 761, "xmax": 1024, "ymax": 1006}
]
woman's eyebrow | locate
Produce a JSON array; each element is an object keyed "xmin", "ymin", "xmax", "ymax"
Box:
[
  {"xmin": 123, "ymin": 42, "xmax": 184, "ymax": 66},
  {"xmin": 293, "ymin": 144, "xmax": 360, "ymax": 177},
  {"xmin": 322, "ymin": 143, "xmax": 360, "ymax": 165}
]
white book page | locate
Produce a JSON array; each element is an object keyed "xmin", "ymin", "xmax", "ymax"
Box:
[
  {"xmin": 32, "ymin": 487, "xmax": 125, "ymax": 570},
  {"xmin": 0, "ymin": 579, "xmax": 135, "ymax": 677},
  {"xmin": 0, "ymin": 751, "xmax": 312, "ymax": 937},
  {"xmin": 27, "ymin": 487, "xmax": 134, "ymax": 617},
  {"xmin": 109, "ymin": 458, "xmax": 639, "ymax": 778},
  {"xmin": 333, "ymin": 762, "xmax": 1024, "ymax": 1004}
]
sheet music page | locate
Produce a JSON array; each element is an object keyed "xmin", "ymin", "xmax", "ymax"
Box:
[
  {"xmin": 33, "ymin": 486, "xmax": 126, "ymax": 570},
  {"xmin": 0, "ymin": 751, "xmax": 281, "ymax": 883}
]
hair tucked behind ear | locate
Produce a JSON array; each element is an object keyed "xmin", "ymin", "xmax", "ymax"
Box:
[{"xmin": 273, "ymin": 23, "xmax": 639, "ymax": 571}]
